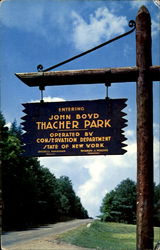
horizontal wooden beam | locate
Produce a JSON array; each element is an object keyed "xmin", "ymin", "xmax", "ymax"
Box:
[{"xmin": 15, "ymin": 66, "xmax": 160, "ymax": 87}]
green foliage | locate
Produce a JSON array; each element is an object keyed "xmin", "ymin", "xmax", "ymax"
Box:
[
  {"xmin": 10, "ymin": 119, "xmax": 23, "ymax": 140},
  {"xmin": 0, "ymin": 112, "xmax": 9, "ymax": 153},
  {"xmin": 100, "ymin": 178, "xmax": 136, "ymax": 224},
  {"xmin": 57, "ymin": 221, "xmax": 160, "ymax": 250},
  {"xmin": 1, "ymin": 113, "xmax": 88, "ymax": 230},
  {"xmin": 57, "ymin": 176, "xmax": 88, "ymax": 219},
  {"xmin": 154, "ymin": 183, "xmax": 160, "ymax": 226},
  {"xmin": 100, "ymin": 178, "xmax": 160, "ymax": 226}
]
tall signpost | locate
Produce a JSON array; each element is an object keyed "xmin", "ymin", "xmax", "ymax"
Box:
[
  {"xmin": 136, "ymin": 7, "xmax": 153, "ymax": 250},
  {"xmin": 16, "ymin": 6, "xmax": 160, "ymax": 250}
]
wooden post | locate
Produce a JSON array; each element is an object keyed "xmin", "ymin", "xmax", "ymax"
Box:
[{"xmin": 136, "ymin": 6, "xmax": 153, "ymax": 250}]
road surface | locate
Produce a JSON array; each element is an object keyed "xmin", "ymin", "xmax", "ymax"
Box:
[{"xmin": 2, "ymin": 219, "xmax": 93, "ymax": 249}]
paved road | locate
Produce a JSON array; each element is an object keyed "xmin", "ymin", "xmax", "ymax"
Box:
[{"xmin": 2, "ymin": 219, "xmax": 93, "ymax": 248}]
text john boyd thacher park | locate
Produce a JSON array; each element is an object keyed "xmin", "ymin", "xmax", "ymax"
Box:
[{"xmin": 36, "ymin": 108, "xmax": 111, "ymax": 152}]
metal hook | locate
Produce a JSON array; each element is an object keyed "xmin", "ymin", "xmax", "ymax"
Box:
[
  {"xmin": 37, "ymin": 64, "xmax": 44, "ymax": 72},
  {"xmin": 105, "ymin": 82, "xmax": 111, "ymax": 100},
  {"xmin": 39, "ymin": 85, "xmax": 45, "ymax": 103}
]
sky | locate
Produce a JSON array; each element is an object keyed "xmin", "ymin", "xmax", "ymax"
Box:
[{"xmin": 0, "ymin": 0, "xmax": 160, "ymax": 217}]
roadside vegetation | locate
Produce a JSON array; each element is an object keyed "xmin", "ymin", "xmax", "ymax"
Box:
[
  {"xmin": 1, "ymin": 110, "xmax": 159, "ymax": 248},
  {"xmin": 57, "ymin": 220, "xmax": 160, "ymax": 250},
  {"xmin": 0, "ymin": 112, "xmax": 88, "ymax": 231},
  {"xmin": 100, "ymin": 178, "xmax": 160, "ymax": 227}
]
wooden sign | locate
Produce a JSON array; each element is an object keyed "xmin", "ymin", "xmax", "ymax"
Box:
[{"xmin": 21, "ymin": 99, "xmax": 127, "ymax": 157}]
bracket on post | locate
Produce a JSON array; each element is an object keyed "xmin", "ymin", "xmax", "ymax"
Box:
[{"xmin": 36, "ymin": 20, "xmax": 136, "ymax": 72}]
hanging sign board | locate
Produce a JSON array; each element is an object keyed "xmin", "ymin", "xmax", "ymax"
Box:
[{"xmin": 21, "ymin": 99, "xmax": 127, "ymax": 157}]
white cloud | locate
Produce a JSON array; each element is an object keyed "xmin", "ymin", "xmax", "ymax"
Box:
[
  {"xmin": 126, "ymin": 129, "xmax": 135, "ymax": 137},
  {"xmin": 40, "ymin": 130, "xmax": 136, "ymax": 217},
  {"xmin": 39, "ymin": 124, "xmax": 159, "ymax": 217},
  {"xmin": 77, "ymin": 139, "xmax": 136, "ymax": 217},
  {"xmin": 154, "ymin": 123, "xmax": 160, "ymax": 134},
  {"xmin": 0, "ymin": 0, "xmax": 73, "ymax": 44},
  {"xmin": 153, "ymin": 0, "xmax": 160, "ymax": 9},
  {"xmin": 71, "ymin": 7, "xmax": 128, "ymax": 51},
  {"xmin": 30, "ymin": 96, "xmax": 65, "ymax": 103},
  {"xmin": 0, "ymin": 1, "xmax": 46, "ymax": 35},
  {"xmin": 5, "ymin": 122, "xmax": 12, "ymax": 129},
  {"xmin": 152, "ymin": 16, "xmax": 160, "ymax": 37},
  {"xmin": 154, "ymin": 134, "xmax": 160, "ymax": 184}
]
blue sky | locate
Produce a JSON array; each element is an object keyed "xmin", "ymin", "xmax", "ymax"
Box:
[{"xmin": 0, "ymin": 0, "xmax": 160, "ymax": 217}]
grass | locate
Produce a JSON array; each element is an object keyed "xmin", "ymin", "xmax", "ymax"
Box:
[{"xmin": 57, "ymin": 220, "xmax": 160, "ymax": 250}]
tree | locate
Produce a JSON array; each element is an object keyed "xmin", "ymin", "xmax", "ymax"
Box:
[
  {"xmin": 100, "ymin": 190, "xmax": 117, "ymax": 222},
  {"xmin": 74, "ymin": 195, "xmax": 89, "ymax": 219},
  {"xmin": 56, "ymin": 176, "xmax": 88, "ymax": 220},
  {"xmin": 10, "ymin": 119, "xmax": 23, "ymax": 140},
  {"xmin": 100, "ymin": 178, "xmax": 136, "ymax": 224},
  {"xmin": 0, "ymin": 112, "xmax": 8, "ymax": 231},
  {"xmin": 1, "ymin": 115, "xmax": 59, "ymax": 229},
  {"xmin": 100, "ymin": 178, "xmax": 160, "ymax": 226},
  {"xmin": 154, "ymin": 183, "xmax": 160, "ymax": 226},
  {"xmin": 1, "ymin": 113, "xmax": 88, "ymax": 230}
]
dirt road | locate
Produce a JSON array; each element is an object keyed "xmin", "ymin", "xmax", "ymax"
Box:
[{"xmin": 2, "ymin": 219, "xmax": 94, "ymax": 250}]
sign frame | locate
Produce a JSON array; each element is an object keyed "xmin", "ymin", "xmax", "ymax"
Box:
[{"xmin": 22, "ymin": 98, "xmax": 127, "ymax": 157}]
